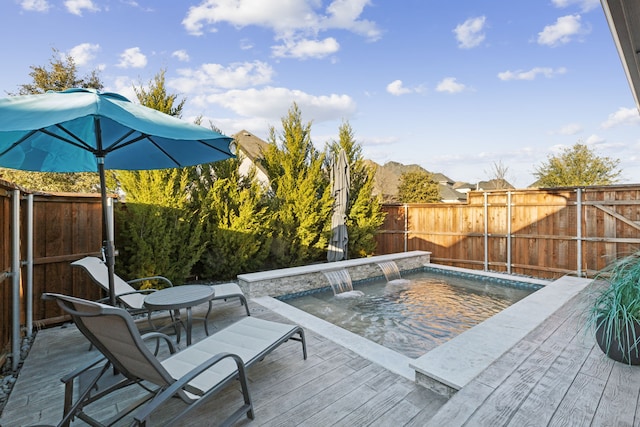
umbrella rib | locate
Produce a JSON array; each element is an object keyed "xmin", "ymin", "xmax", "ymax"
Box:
[
  {"xmin": 0, "ymin": 129, "xmax": 39, "ymax": 157},
  {"xmin": 196, "ymin": 139, "xmax": 233, "ymax": 156},
  {"xmin": 47, "ymin": 125, "xmax": 96, "ymax": 152}
]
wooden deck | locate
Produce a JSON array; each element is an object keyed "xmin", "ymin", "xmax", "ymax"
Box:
[
  {"xmin": 2, "ymin": 284, "xmax": 640, "ymax": 426},
  {"xmin": 0, "ymin": 299, "xmax": 447, "ymax": 426}
]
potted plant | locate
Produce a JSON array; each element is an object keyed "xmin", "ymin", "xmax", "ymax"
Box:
[{"xmin": 587, "ymin": 252, "xmax": 640, "ymax": 365}]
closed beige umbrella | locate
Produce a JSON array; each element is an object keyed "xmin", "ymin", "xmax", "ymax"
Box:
[{"xmin": 328, "ymin": 149, "xmax": 350, "ymax": 261}]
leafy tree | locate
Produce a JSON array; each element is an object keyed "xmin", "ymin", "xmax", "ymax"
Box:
[
  {"xmin": 14, "ymin": 47, "xmax": 103, "ymax": 95},
  {"xmin": 1, "ymin": 49, "xmax": 104, "ymax": 192},
  {"xmin": 534, "ymin": 142, "xmax": 621, "ymax": 187},
  {"xmin": 397, "ymin": 170, "xmax": 440, "ymax": 203},
  {"xmin": 261, "ymin": 103, "xmax": 333, "ymax": 267},
  {"xmin": 114, "ymin": 70, "xmax": 203, "ymax": 284},
  {"xmin": 327, "ymin": 121, "xmax": 385, "ymax": 257}
]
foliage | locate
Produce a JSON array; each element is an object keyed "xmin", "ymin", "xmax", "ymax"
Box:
[
  {"xmin": 397, "ymin": 170, "xmax": 440, "ymax": 203},
  {"xmin": 14, "ymin": 48, "xmax": 103, "ymax": 96},
  {"xmin": 114, "ymin": 70, "xmax": 202, "ymax": 283},
  {"xmin": 0, "ymin": 170, "xmax": 100, "ymax": 193},
  {"xmin": 195, "ymin": 155, "xmax": 272, "ymax": 279},
  {"xmin": 133, "ymin": 69, "xmax": 186, "ymax": 118},
  {"xmin": 586, "ymin": 252, "xmax": 640, "ymax": 364},
  {"xmin": 2, "ymin": 49, "xmax": 104, "ymax": 192},
  {"xmin": 115, "ymin": 168, "xmax": 205, "ymax": 285},
  {"xmin": 261, "ymin": 103, "xmax": 333, "ymax": 267},
  {"xmin": 326, "ymin": 121, "xmax": 385, "ymax": 257},
  {"xmin": 534, "ymin": 142, "xmax": 621, "ymax": 187}
]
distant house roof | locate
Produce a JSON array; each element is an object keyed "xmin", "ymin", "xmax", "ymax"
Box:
[
  {"xmin": 432, "ymin": 173, "xmax": 454, "ymax": 185},
  {"xmin": 232, "ymin": 130, "xmax": 271, "ymax": 186},
  {"xmin": 233, "ymin": 130, "xmax": 269, "ymax": 162},
  {"xmin": 438, "ymin": 184, "xmax": 467, "ymax": 203},
  {"xmin": 476, "ymin": 179, "xmax": 515, "ymax": 191}
]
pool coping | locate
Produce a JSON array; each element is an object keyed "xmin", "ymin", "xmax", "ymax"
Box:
[
  {"xmin": 409, "ymin": 274, "xmax": 592, "ymax": 396},
  {"xmin": 252, "ymin": 266, "xmax": 592, "ymax": 398}
]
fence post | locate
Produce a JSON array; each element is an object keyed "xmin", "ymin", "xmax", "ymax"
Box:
[
  {"xmin": 404, "ymin": 204, "xmax": 408, "ymax": 252},
  {"xmin": 483, "ymin": 192, "xmax": 488, "ymax": 271},
  {"xmin": 25, "ymin": 194, "xmax": 33, "ymax": 338},
  {"xmin": 507, "ymin": 191, "xmax": 512, "ymax": 274},
  {"xmin": 11, "ymin": 190, "xmax": 20, "ymax": 371},
  {"xmin": 576, "ymin": 188, "xmax": 582, "ymax": 277}
]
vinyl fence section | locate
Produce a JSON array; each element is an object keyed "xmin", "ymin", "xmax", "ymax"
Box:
[
  {"xmin": 0, "ymin": 180, "xmax": 103, "ymax": 369},
  {"xmin": 375, "ymin": 185, "xmax": 640, "ymax": 279}
]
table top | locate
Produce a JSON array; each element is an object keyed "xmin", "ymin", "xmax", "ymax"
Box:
[{"xmin": 144, "ymin": 284, "xmax": 215, "ymax": 310}]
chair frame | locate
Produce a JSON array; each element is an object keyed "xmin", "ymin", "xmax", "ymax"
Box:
[{"xmin": 43, "ymin": 292, "xmax": 306, "ymax": 426}]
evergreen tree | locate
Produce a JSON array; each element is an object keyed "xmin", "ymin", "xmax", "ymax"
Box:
[
  {"xmin": 397, "ymin": 170, "xmax": 440, "ymax": 203},
  {"xmin": 1, "ymin": 48, "xmax": 104, "ymax": 192},
  {"xmin": 114, "ymin": 70, "xmax": 203, "ymax": 284},
  {"xmin": 261, "ymin": 103, "xmax": 333, "ymax": 267},
  {"xmin": 533, "ymin": 142, "xmax": 621, "ymax": 187},
  {"xmin": 196, "ymin": 155, "xmax": 272, "ymax": 279},
  {"xmin": 327, "ymin": 121, "xmax": 385, "ymax": 257}
]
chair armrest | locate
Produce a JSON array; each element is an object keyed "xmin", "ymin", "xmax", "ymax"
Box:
[
  {"xmin": 133, "ymin": 352, "xmax": 250, "ymax": 424},
  {"xmin": 128, "ymin": 276, "xmax": 173, "ymax": 288},
  {"xmin": 60, "ymin": 355, "xmax": 107, "ymax": 384},
  {"xmin": 140, "ymin": 331, "xmax": 177, "ymax": 355}
]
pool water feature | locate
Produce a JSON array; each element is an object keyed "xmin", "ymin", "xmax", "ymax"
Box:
[
  {"xmin": 282, "ymin": 270, "xmax": 539, "ymax": 359},
  {"xmin": 323, "ymin": 269, "xmax": 364, "ymax": 298}
]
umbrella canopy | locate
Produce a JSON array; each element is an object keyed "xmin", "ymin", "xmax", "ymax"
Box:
[
  {"xmin": 0, "ymin": 88, "xmax": 234, "ymax": 305},
  {"xmin": 327, "ymin": 149, "xmax": 350, "ymax": 262}
]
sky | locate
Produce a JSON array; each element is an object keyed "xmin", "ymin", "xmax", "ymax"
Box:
[{"xmin": 2, "ymin": 0, "xmax": 640, "ymax": 188}]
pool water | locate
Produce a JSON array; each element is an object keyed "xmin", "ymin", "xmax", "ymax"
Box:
[{"xmin": 283, "ymin": 271, "xmax": 537, "ymax": 358}]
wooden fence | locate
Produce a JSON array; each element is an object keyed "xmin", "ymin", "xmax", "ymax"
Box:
[
  {"xmin": 374, "ymin": 185, "xmax": 640, "ymax": 279},
  {"xmin": 1, "ymin": 180, "xmax": 103, "ymax": 369}
]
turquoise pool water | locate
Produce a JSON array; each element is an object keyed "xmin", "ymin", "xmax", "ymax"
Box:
[{"xmin": 283, "ymin": 270, "xmax": 539, "ymax": 358}]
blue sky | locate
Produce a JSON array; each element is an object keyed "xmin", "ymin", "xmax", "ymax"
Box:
[{"xmin": 3, "ymin": 0, "xmax": 640, "ymax": 187}]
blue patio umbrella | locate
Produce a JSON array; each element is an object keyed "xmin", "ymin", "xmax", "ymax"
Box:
[{"xmin": 0, "ymin": 88, "xmax": 234, "ymax": 305}]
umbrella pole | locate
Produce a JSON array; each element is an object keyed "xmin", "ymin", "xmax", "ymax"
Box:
[{"xmin": 97, "ymin": 157, "xmax": 117, "ymax": 306}]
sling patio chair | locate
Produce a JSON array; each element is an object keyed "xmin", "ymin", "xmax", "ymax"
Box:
[
  {"xmin": 42, "ymin": 292, "xmax": 307, "ymax": 427},
  {"xmin": 71, "ymin": 256, "xmax": 250, "ymax": 334}
]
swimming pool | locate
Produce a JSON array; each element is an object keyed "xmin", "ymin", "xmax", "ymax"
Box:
[{"xmin": 282, "ymin": 270, "xmax": 540, "ymax": 358}]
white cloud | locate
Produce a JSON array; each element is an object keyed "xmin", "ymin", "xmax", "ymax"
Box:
[
  {"xmin": 64, "ymin": 0, "xmax": 100, "ymax": 16},
  {"xmin": 498, "ymin": 67, "xmax": 567, "ymax": 81},
  {"xmin": 556, "ymin": 123, "xmax": 583, "ymax": 135},
  {"xmin": 538, "ymin": 15, "xmax": 584, "ymax": 46},
  {"xmin": 117, "ymin": 47, "xmax": 147, "ymax": 68},
  {"xmin": 107, "ymin": 76, "xmax": 137, "ymax": 102},
  {"xmin": 552, "ymin": 0, "xmax": 600, "ymax": 12},
  {"xmin": 272, "ymin": 37, "xmax": 339, "ymax": 59},
  {"xmin": 20, "ymin": 0, "xmax": 50, "ymax": 12},
  {"xmin": 68, "ymin": 43, "xmax": 100, "ymax": 66},
  {"xmin": 436, "ymin": 77, "xmax": 466, "ymax": 94},
  {"xmin": 601, "ymin": 107, "xmax": 640, "ymax": 128},
  {"xmin": 454, "ymin": 16, "xmax": 486, "ymax": 49},
  {"xmin": 182, "ymin": 0, "xmax": 380, "ymax": 60},
  {"xmin": 172, "ymin": 49, "xmax": 190, "ymax": 62},
  {"xmin": 203, "ymin": 86, "xmax": 356, "ymax": 122},
  {"xmin": 169, "ymin": 60, "xmax": 274, "ymax": 93},
  {"xmin": 386, "ymin": 80, "xmax": 414, "ymax": 96}
]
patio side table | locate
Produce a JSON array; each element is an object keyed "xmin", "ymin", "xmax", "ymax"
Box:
[{"xmin": 144, "ymin": 284, "xmax": 214, "ymax": 346}]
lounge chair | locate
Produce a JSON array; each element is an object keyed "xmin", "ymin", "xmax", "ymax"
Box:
[
  {"xmin": 42, "ymin": 292, "xmax": 307, "ymax": 427},
  {"xmin": 71, "ymin": 256, "xmax": 250, "ymax": 333}
]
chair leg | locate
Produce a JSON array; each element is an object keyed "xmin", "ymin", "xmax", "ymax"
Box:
[{"xmin": 203, "ymin": 301, "xmax": 212, "ymax": 336}]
